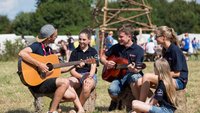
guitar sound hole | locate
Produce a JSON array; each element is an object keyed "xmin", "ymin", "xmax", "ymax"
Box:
[{"xmin": 47, "ymin": 63, "xmax": 53, "ymax": 71}]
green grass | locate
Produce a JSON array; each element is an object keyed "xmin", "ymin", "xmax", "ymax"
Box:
[{"xmin": 1, "ymin": 60, "xmax": 200, "ymax": 113}]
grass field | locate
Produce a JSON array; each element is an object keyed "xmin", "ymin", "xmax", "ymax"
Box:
[{"xmin": 0, "ymin": 60, "xmax": 200, "ymax": 113}]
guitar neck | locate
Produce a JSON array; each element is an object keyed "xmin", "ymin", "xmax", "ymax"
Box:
[
  {"xmin": 53, "ymin": 61, "xmax": 82, "ymax": 69},
  {"xmin": 116, "ymin": 64, "xmax": 128, "ymax": 69},
  {"xmin": 116, "ymin": 63, "xmax": 146, "ymax": 70}
]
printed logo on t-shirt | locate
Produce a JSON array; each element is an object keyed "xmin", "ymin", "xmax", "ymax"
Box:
[{"xmin": 157, "ymin": 89, "xmax": 163, "ymax": 96}]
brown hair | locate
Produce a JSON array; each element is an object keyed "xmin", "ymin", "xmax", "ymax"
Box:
[
  {"xmin": 118, "ymin": 27, "xmax": 132, "ymax": 36},
  {"xmin": 79, "ymin": 28, "xmax": 92, "ymax": 39}
]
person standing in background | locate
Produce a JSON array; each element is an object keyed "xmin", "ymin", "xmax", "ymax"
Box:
[
  {"xmin": 67, "ymin": 32, "xmax": 75, "ymax": 62},
  {"xmin": 105, "ymin": 31, "xmax": 114, "ymax": 51}
]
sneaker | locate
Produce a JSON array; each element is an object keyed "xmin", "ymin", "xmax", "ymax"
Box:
[{"xmin": 108, "ymin": 100, "xmax": 117, "ymax": 111}]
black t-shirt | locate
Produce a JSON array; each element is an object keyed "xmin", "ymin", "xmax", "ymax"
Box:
[
  {"xmin": 163, "ymin": 43, "xmax": 188, "ymax": 88},
  {"xmin": 69, "ymin": 46, "xmax": 99, "ymax": 73},
  {"xmin": 154, "ymin": 80, "xmax": 176, "ymax": 110}
]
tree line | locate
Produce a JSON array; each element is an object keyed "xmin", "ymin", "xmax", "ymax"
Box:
[{"xmin": 0, "ymin": 0, "xmax": 200, "ymax": 35}]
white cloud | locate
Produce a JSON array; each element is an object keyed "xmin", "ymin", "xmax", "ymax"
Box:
[
  {"xmin": 0, "ymin": 0, "xmax": 36, "ymax": 20},
  {"xmin": 0, "ymin": 0, "xmax": 18, "ymax": 14}
]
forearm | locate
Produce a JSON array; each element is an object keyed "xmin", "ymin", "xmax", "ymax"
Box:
[
  {"xmin": 89, "ymin": 64, "xmax": 97, "ymax": 77},
  {"xmin": 19, "ymin": 49, "xmax": 40, "ymax": 67},
  {"xmin": 149, "ymin": 98, "xmax": 158, "ymax": 106},
  {"xmin": 170, "ymin": 71, "xmax": 180, "ymax": 77},
  {"xmin": 70, "ymin": 69, "xmax": 82, "ymax": 79},
  {"xmin": 61, "ymin": 65, "xmax": 75, "ymax": 73},
  {"xmin": 100, "ymin": 55, "xmax": 108, "ymax": 65}
]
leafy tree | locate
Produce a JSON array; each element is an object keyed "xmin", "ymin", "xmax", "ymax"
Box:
[
  {"xmin": 0, "ymin": 16, "xmax": 11, "ymax": 33},
  {"xmin": 33, "ymin": 0, "xmax": 92, "ymax": 34},
  {"xmin": 11, "ymin": 12, "xmax": 35, "ymax": 35},
  {"xmin": 8, "ymin": 0, "xmax": 200, "ymax": 35}
]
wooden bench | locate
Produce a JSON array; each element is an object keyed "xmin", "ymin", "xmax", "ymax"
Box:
[
  {"xmin": 29, "ymin": 87, "xmax": 96, "ymax": 113},
  {"xmin": 118, "ymin": 86, "xmax": 135, "ymax": 112},
  {"xmin": 117, "ymin": 86, "xmax": 153, "ymax": 112},
  {"xmin": 77, "ymin": 88, "xmax": 97, "ymax": 112},
  {"xmin": 28, "ymin": 88, "xmax": 54, "ymax": 113}
]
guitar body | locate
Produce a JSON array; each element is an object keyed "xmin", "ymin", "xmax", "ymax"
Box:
[
  {"xmin": 102, "ymin": 55, "xmax": 128, "ymax": 82},
  {"xmin": 21, "ymin": 53, "xmax": 61, "ymax": 86}
]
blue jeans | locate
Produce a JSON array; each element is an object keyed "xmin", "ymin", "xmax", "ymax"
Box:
[
  {"xmin": 108, "ymin": 73, "xmax": 142, "ymax": 96},
  {"xmin": 149, "ymin": 105, "xmax": 174, "ymax": 113},
  {"xmin": 175, "ymin": 79, "xmax": 184, "ymax": 90}
]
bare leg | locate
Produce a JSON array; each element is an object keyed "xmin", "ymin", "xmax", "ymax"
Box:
[
  {"xmin": 139, "ymin": 73, "xmax": 158, "ymax": 102},
  {"xmin": 80, "ymin": 78, "xmax": 95, "ymax": 105},
  {"xmin": 130, "ymin": 78, "xmax": 142, "ymax": 100},
  {"xmin": 63, "ymin": 86, "xmax": 85, "ymax": 112},
  {"xmin": 49, "ymin": 78, "xmax": 69, "ymax": 112},
  {"xmin": 132, "ymin": 100, "xmax": 151, "ymax": 113}
]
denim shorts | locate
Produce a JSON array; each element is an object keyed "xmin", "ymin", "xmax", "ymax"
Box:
[
  {"xmin": 79, "ymin": 72, "xmax": 97, "ymax": 86},
  {"xmin": 175, "ymin": 79, "xmax": 184, "ymax": 90},
  {"xmin": 149, "ymin": 105, "xmax": 174, "ymax": 113},
  {"xmin": 108, "ymin": 73, "xmax": 142, "ymax": 96}
]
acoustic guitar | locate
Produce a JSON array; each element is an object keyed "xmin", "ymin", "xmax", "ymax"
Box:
[
  {"xmin": 102, "ymin": 55, "xmax": 146, "ymax": 82},
  {"xmin": 21, "ymin": 53, "xmax": 96, "ymax": 86}
]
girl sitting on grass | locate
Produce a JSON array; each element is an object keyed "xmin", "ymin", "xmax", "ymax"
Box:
[{"xmin": 131, "ymin": 58, "xmax": 177, "ymax": 113}]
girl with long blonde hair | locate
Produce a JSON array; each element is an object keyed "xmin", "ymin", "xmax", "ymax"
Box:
[{"xmin": 132, "ymin": 58, "xmax": 177, "ymax": 113}]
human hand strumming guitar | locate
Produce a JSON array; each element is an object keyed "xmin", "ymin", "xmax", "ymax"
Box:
[{"xmin": 105, "ymin": 60, "xmax": 116, "ymax": 69}]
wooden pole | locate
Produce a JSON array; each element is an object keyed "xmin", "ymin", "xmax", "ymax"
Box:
[{"xmin": 99, "ymin": 0, "xmax": 108, "ymax": 57}]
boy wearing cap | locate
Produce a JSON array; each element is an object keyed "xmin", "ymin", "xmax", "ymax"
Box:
[{"xmin": 18, "ymin": 24, "xmax": 84, "ymax": 113}]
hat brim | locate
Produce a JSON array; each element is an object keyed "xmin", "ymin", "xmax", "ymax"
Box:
[{"xmin": 36, "ymin": 36, "xmax": 48, "ymax": 42}]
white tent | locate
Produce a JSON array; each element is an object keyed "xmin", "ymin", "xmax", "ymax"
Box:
[{"xmin": 0, "ymin": 34, "xmax": 18, "ymax": 54}]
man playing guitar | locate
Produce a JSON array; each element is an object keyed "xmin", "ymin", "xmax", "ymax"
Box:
[
  {"xmin": 18, "ymin": 24, "xmax": 84, "ymax": 113},
  {"xmin": 100, "ymin": 26, "xmax": 145, "ymax": 111}
]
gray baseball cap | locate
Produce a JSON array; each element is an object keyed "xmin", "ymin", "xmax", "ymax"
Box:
[{"xmin": 36, "ymin": 24, "xmax": 56, "ymax": 42}]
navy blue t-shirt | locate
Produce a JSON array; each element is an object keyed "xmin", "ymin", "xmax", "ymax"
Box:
[
  {"xmin": 29, "ymin": 42, "xmax": 52, "ymax": 56},
  {"xmin": 163, "ymin": 43, "xmax": 188, "ymax": 88},
  {"xmin": 105, "ymin": 43, "xmax": 144, "ymax": 74},
  {"xmin": 69, "ymin": 46, "xmax": 99, "ymax": 73},
  {"xmin": 154, "ymin": 80, "xmax": 176, "ymax": 110}
]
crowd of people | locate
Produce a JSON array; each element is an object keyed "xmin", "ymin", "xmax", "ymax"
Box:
[{"xmin": 18, "ymin": 24, "xmax": 188, "ymax": 113}]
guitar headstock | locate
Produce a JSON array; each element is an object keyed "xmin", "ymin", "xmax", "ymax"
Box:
[{"xmin": 135, "ymin": 62, "xmax": 146, "ymax": 69}]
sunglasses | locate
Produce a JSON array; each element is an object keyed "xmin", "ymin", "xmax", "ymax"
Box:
[{"xmin": 155, "ymin": 35, "xmax": 162, "ymax": 39}]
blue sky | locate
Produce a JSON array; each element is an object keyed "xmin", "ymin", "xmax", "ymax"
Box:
[
  {"xmin": 0, "ymin": 0, "xmax": 200, "ymax": 20},
  {"xmin": 0, "ymin": 0, "xmax": 37, "ymax": 20}
]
